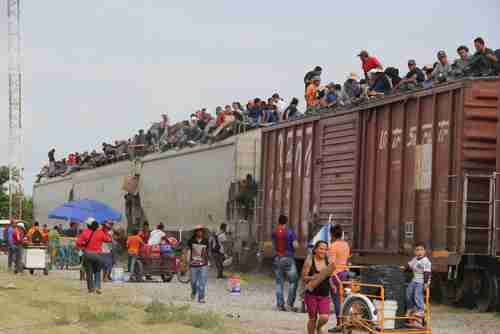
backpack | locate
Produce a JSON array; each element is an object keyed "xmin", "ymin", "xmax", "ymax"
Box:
[
  {"xmin": 211, "ymin": 233, "xmax": 222, "ymax": 253},
  {"xmin": 32, "ymin": 230, "xmax": 43, "ymax": 244}
]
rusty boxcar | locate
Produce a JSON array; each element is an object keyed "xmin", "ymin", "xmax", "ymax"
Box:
[{"xmin": 259, "ymin": 78, "xmax": 500, "ymax": 311}]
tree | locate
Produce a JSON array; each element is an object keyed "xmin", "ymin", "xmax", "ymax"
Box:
[
  {"xmin": 0, "ymin": 166, "xmax": 10, "ymax": 218},
  {"xmin": 0, "ymin": 165, "xmax": 33, "ymax": 221}
]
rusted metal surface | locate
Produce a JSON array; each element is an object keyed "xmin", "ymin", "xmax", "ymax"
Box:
[
  {"xmin": 358, "ymin": 79, "xmax": 498, "ymax": 259},
  {"xmin": 260, "ymin": 78, "xmax": 499, "ymax": 265},
  {"xmin": 259, "ymin": 116, "xmax": 320, "ymax": 256}
]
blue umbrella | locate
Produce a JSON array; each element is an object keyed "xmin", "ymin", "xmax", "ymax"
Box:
[{"xmin": 48, "ymin": 199, "xmax": 122, "ymax": 224}]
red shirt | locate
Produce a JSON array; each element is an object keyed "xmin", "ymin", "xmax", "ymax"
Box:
[
  {"xmin": 138, "ymin": 229, "xmax": 150, "ymax": 243},
  {"xmin": 274, "ymin": 226, "xmax": 288, "ymax": 257},
  {"xmin": 216, "ymin": 113, "xmax": 225, "ymax": 127},
  {"xmin": 362, "ymin": 56, "xmax": 382, "ymax": 73},
  {"xmin": 13, "ymin": 228, "xmax": 25, "ymax": 246},
  {"xmin": 76, "ymin": 228, "xmax": 112, "ymax": 253}
]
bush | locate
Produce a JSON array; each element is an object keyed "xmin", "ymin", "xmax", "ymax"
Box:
[
  {"xmin": 144, "ymin": 299, "xmax": 222, "ymax": 330},
  {"xmin": 78, "ymin": 305, "xmax": 125, "ymax": 323}
]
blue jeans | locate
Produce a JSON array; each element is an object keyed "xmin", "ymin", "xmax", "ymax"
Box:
[
  {"xmin": 8, "ymin": 245, "xmax": 17, "ymax": 270},
  {"xmin": 102, "ymin": 253, "xmax": 113, "ymax": 274},
  {"xmin": 129, "ymin": 255, "xmax": 138, "ymax": 277},
  {"xmin": 84, "ymin": 254, "xmax": 102, "ymax": 291},
  {"xmin": 406, "ymin": 281, "xmax": 424, "ymax": 312},
  {"xmin": 273, "ymin": 256, "xmax": 299, "ymax": 308},
  {"xmin": 191, "ymin": 266, "xmax": 208, "ymax": 301}
]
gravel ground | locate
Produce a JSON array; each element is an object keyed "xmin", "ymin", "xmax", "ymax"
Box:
[
  {"xmin": 58, "ymin": 267, "xmax": 500, "ymax": 334},
  {"xmin": 3, "ymin": 255, "xmax": 500, "ymax": 334}
]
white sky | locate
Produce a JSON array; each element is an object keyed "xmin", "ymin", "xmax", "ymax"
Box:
[{"xmin": 0, "ymin": 0, "xmax": 499, "ymax": 193}]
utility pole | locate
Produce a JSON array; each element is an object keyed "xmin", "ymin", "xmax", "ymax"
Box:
[{"xmin": 7, "ymin": 0, "xmax": 23, "ymax": 220}]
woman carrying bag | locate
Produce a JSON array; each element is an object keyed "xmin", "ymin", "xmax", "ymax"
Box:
[{"xmin": 77, "ymin": 218, "xmax": 111, "ymax": 294}]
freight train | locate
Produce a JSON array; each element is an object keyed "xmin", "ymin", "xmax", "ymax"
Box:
[
  {"xmin": 258, "ymin": 77, "xmax": 500, "ymax": 311},
  {"xmin": 33, "ymin": 77, "xmax": 500, "ymax": 311}
]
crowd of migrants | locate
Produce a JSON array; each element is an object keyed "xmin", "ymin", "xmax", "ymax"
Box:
[{"xmin": 37, "ymin": 37, "xmax": 499, "ymax": 182}]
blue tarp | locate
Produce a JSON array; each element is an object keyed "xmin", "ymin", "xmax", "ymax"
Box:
[{"xmin": 48, "ymin": 199, "xmax": 122, "ymax": 224}]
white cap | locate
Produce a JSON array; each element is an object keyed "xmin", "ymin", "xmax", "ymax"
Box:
[
  {"xmin": 17, "ymin": 222, "xmax": 25, "ymax": 229},
  {"xmin": 85, "ymin": 217, "xmax": 97, "ymax": 227}
]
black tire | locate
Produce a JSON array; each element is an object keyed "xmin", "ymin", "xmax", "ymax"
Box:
[
  {"xmin": 177, "ymin": 269, "xmax": 191, "ymax": 284},
  {"xmin": 43, "ymin": 269, "xmax": 49, "ymax": 276},
  {"xmin": 341, "ymin": 296, "xmax": 374, "ymax": 334},
  {"xmin": 476, "ymin": 271, "xmax": 498, "ymax": 312},
  {"xmin": 161, "ymin": 274, "xmax": 173, "ymax": 283}
]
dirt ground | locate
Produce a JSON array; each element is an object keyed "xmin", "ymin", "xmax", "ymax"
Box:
[{"xmin": 1, "ymin": 256, "xmax": 500, "ymax": 334}]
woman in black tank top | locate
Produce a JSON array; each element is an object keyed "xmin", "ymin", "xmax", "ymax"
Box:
[{"xmin": 302, "ymin": 240, "xmax": 331, "ymax": 334}]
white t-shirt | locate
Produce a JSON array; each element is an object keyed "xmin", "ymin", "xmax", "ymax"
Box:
[
  {"xmin": 408, "ymin": 256, "xmax": 432, "ymax": 284},
  {"xmin": 148, "ymin": 229, "xmax": 166, "ymax": 246}
]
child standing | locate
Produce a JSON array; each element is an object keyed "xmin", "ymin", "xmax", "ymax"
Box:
[
  {"xmin": 127, "ymin": 229, "xmax": 143, "ymax": 279},
  {"xmin": 406, "ymin": 242, "xmax": 432, "ymax": 323}
]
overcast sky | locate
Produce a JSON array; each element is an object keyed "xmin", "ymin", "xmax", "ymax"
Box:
[{"xmin": 0, "ymin": 0, "xmax": 499, "ymax": 194}]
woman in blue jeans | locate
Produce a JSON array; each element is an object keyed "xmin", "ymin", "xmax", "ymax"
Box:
[{"xmin": 188, "ymin": 225, "xmax": 210, "ymax": 303}]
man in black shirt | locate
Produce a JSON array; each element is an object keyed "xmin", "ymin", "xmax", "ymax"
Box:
[{"xmin": 48, "ymin": 148, "xmax": 56, "ymax": 177}]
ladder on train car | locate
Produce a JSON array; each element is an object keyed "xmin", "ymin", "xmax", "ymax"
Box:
[{"xmin": 462, "ymin": 174, "xmax": 496, "ymax": 256}]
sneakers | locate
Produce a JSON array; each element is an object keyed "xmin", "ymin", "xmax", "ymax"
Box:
[
  {"xmin": 198, "ymin": 299, "xmax": 206, "ymax": 304},
  {"xmin": 414, "ymin": 311, "xmax": 425, "ymax": 319},
  {"xmin": 95, "ymin": 289, "xmax": 102, "ymax": 295},
  {"xmin": 287, "ymin": 306, "xmax": 299, "ymax": 313},
  {"xmin": 190, "ymin": 293, "xmax": 196, "ymax": 301},
  {"xmin": 277, "ymin": 305, "xmax": 287, "ymax": 312}
]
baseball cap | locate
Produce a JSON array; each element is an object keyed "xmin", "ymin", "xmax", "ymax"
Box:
[
  {"xmin": 437, "ymin": 50, "xmax": 447, "ymax": 58},
  {"xmin": 408, "ymin": 59, "xmax": 416, "ymax": 65},
  {"xmin": 357, "ymin": 50, "xmax": 369, "ymax": 57},
  {"xmin": 17, "ymin": 222, "xmax": 25, "ymax": 229}
]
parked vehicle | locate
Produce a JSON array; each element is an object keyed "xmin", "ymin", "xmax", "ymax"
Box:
[{"xmin": 258, "ymin": 78, "xmax": 500, "ymax": 312}]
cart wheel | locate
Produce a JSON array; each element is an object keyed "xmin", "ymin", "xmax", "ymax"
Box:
[
  {"xmin": 341, "ymin": 296, "xmax": 374, "ymax": 334},
  {"xmin": 30, "ymin": 270, "xmax": 34, "ymax": 275},
  {"xmin": 177, "ymin": 269, "xmax": 191, "ymax": 284},
  {"xmin": 43, "ymin": 269, "xmax": 49, "ymax": 276},
  {"xmin": 161, "ymin": 274, "xmax": 173, "ymax": 283}
]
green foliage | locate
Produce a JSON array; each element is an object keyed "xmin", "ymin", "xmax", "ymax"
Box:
[
  {"xmin": 144, "ymin": 299, "xmax": 223, "ymax": 330},
  {"xmin": 0, "ymin": 165, "xmax": 32, "ymax": 221}
]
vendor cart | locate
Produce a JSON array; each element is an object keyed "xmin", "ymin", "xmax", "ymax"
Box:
[
  {"xmin": 133, "ymin": 244, "xmax": 190, "ymax": 283},
  {"xmin": 338, "ymin": 266, "xmax": 432, "ymax": 334},
  {"xmin": 23, "ymin": 245, "xmax": 49, "ymax": 275}
]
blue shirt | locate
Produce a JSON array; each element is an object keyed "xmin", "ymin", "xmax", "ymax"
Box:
[
  {"xmin": 6, "ymin": 226, "xmax": 14, "ymax": 246},
  {"xmin": 248, "ymin": 107, "xmax": 263, "ymax": 121},
  {"xmin": 326, "ymin": 92, "xmax": 337, "ymax": 104}
]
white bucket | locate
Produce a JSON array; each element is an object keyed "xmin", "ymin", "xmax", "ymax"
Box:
[
  {"xmin": 374, "ymin": 300, "xmax": 398, "ymax": 329},
  {"xmin": 111, "ymin": 267, "xmax": 124, "ymax": 282}
]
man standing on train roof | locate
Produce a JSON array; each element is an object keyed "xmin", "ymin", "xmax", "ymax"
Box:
[
  {"xmin": 304, "ymin": 66, "xmax": 322, "ymax": 91},
  {"xmin": 357, "ymin": 50, "xmax": 383, "ymax": 80},
  {"xmin": 272, "ymin": 214, "xmax": 299, "ymax": 312}
]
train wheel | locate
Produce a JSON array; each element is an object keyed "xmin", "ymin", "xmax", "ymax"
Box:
[
  {"xmin": 475, "ymin": 271, "xmax": 498, "ymax": 312},
  {"xmin": 460, "ymin": 270, "xmax": 498, "ymax": 312}
]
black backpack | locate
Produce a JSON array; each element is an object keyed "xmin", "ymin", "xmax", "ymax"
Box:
[{"xmin": 32, "ymin": 230, "xmax": 43, "ymax": 244}]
